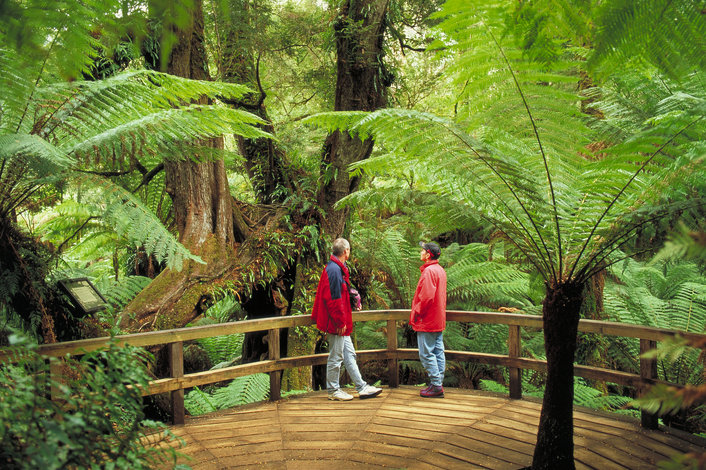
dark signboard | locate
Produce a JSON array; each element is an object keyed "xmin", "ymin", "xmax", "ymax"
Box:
[{"xmin": 57, "ymin": 278, "xmax": 108, "ymax": 315}]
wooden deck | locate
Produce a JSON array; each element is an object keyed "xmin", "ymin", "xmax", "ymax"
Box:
[{"xmin": 167, "ymin": 386, "xmax": 705, "ymax": 469}]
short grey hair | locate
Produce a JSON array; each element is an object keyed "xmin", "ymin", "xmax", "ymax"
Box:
[{"xmin": 331, "ymin": 238, "xmax": 350, "ymax": 257}]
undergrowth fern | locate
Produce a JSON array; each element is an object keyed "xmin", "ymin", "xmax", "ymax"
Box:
[
  {"xmin": 605, "ymin": 256, "xmax": 706, "ymax": 386},
  {"xmin": 480, "ymin": 377, "xmax": 636, "ymax": 417},
  {"xmin": 184, "ymin": 374, "xmax": 270, "ymax": 416}
]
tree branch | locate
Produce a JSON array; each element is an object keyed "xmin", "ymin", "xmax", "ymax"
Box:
[
  {"xmin": 132, "ymin": 163, "xmax": 164, "ymax": 192},
  {"xmin": 56, "ymin": 216, "xmax": 95, "ymax": 254}
]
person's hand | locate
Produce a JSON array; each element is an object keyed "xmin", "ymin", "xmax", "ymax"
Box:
[
  {"xmin": 355, "ymin": 305, "xmax": 362, "ymax": 311},
  {"xmin": 336, "ymin": 326, "xmax": 347, "ymax": 335}
]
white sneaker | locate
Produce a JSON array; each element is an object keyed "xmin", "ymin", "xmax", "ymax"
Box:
[
  {"xmin": 358, "ymin": 384, "xmax": 383, "ymax": 399},
  {"xmin": 328, "ymin": 389, "xmax": 354, "ymax": 401}
]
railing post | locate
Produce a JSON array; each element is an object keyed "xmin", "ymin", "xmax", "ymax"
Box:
[
  {"xmin": 268, "ymin": 328, "xmax": 281, "ymax": 401},
  {"xmin": 168, "ymin": 341, "xmax": 185, "ymax": 425},
  {"xmin": 387, "ymin": 319, "xmax": 399, "ymax": 388},
  {"xmin": 640, "ymin": 339, "xmax": 659, "ymax": 429},
  {"xmin": 508, "ymin": 325, "xmax": 522, "ymax": 399},
  {"xmin": 49, "ymin": 358, "xmax": 64, "ymax": 402}
]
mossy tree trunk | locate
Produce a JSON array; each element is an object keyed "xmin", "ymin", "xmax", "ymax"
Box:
[
  {"xmin": 122, "ymin": 0, "xmax": 239, "ymax": 331},
  {"xmin": 531, "ymin": 280, "xmax": 584, "ymax": 470},
  {"xmin": 317, "ymin": 0, "xmax": 391, "ymax": 238}
]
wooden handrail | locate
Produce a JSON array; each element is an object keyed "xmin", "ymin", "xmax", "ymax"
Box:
[{"xmin": 2, "ymin": 310, "xmax": 702, "ymax": 428}]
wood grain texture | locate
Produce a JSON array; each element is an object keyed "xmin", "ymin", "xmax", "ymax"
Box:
[{"xmin": 161, "ymin": 386, "xmax": 705, "ymax": 469}]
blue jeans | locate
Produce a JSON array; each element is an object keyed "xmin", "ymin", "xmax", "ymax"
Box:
[
  {"xmin": 417, "ymin": 331, "xmax": 445, "ymax": 386},
  {"xmin": 326, "ymin": 334, "xmax": 367, "ymax": 393}
]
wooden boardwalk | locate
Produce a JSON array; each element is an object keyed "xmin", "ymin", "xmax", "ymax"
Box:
[{"xmin": 167, "ymin": 386, "xmax": 705, "ymax": 469}]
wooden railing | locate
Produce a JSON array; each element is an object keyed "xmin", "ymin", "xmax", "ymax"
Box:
[{"xmin": 3, "ymin": 310, "xmax": 704, "ymax": 428}]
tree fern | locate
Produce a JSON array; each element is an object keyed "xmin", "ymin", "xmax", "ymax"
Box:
[
  {"xmin": 194, "ymin": 323, "xmax": 245, "ymax": 368},
  {"xmin": 183, "ymin": 386, "xmax": 219, "ymax": 416},
  {"xmin": 1, "ymin": 1, "xmax": 272, "ymax": 271},
  {"xmin": 444, "ymin": 243, "xmax": 532, "ymax": 309},
  {"xmin": 307, "ymin": 4, "xmax": 704, "ymax": 288},
  {"xmin": 190, "ymin": 297, "xmax": 245, "ymax": 366},
  {"xmin": 350, "ymin": 223, "xmax": 421, "ymax": 308},
  {"xmin": 353, "ymin": 320, "xmax": 388, "ymax": 350},
  {"xmin": 306, "ymin": 2, "xmax": 706, "ymax": 466}
]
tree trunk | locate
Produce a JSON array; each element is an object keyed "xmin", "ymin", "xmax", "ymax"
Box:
[
  {"xmin": 122, "ymin": 0, "xmax": 238, "ymax": 331},
  {"xmin": 531, "ymin": 280, "xmax": 584, "ymax": 470},
  {"xmin": 218, "ymin": 0, "xmax": 292, "ymax": 204},
  {"xmin": 317, "ymin": 0, "xmax": 391, "ymax": 237}
]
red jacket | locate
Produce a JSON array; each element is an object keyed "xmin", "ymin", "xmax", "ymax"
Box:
[
  {"xmin": 311, "ymin": 255, "xmax": 353, "ymax": 335},
  {"xmin": 410, "ymin": 260, "xmax": 447, "ymax": 332}
]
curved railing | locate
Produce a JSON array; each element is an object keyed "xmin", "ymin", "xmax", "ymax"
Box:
[{"xmin": 3, "ymin": 310, "xmax": 703, "ymax": 427}]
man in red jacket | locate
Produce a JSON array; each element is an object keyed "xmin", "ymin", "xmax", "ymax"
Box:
[
  {"xmin": 312, "ymin": 238, "xmax": 383, "ymax": 401},
  {"xmin": 411, "ymin": 241, "xmax": 448, "ymax": 398}
]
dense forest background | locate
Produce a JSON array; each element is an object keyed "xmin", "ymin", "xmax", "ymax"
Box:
[{"xmin": 1, "ymin": 0, "xmax": 705, "ymax": 469}]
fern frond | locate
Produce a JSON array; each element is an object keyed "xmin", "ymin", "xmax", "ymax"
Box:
[
  {"xmin": 211, "ymin": 374, "xmax": 270, "ymax": 408},
  {"xmin": 74, "ymin": 174, "xmax": 202, "ymax": 271},
  {"xmin": 605, "ymin": 256, "xmax": 706, "ymax": 385},
  {"xmin": 350, "ymin": 224, "xmax": 421, "ymax": 308},
  {"xmin": 194, "ymin": 324, "xmax": 244, "ymax": 366},
  {"xmin": 589, "ymin": 0, "xmax": 706, "ymax": 79},
  {"xmin": 445, "ymin": 243, "xmax": 531, "ymax": 309},
  {"xmin": 99, "ymin": 276, "xmax": 152, "ymax": 310},
  {"xmin": 184, "ymin": 374, "xmax": 270, "ymax": 416},
  {"xmin": 183, "ymin": 386, "xmax": 218, "ymax": 415},
  {"xmin": 354, "ymin": 320, "xmax": 387, "ymax": 349}
]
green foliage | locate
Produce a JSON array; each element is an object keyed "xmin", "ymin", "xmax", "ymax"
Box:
[
  {"xmin": 350, "ymin": 224, "xmax": 421, "ymax": 308},
  {"xmin": 307, "ymin": 0, "xmax": 705, "ymax": 291},
  {"xmin": 480, "ymin": 377, "xmax": 635, "ymax": 416},
  {"xmin": 588, "ymin": 0, "xmax": 706, "ymax": 80},
  {"xmin": 1, "ymin": 0, "xmax": 272, "ymax": 273},
  {"xmin": 99, "ymin": 276, "xmax": 153, "ymax": 311},
  {"xmin": 604, "ymin": 256, "xmax": 706, "ymax": 385},
  {"xmin": 0, "ymin": 219, "xmax": 58, "ymax": 340},
  {"xmin": 444, "ymin": 321, "xmax": 507, "ymax": 387},
  {"xmin": 184, "ymin": 296, "xmax": 245, "ymax": 367},
  {"xmin": 354, "ymin": 320, "xmax": 387, "ymax": 349},
  {"xmin": 194, "ymin": 322, "xmax": 245, "ymax": 368},
  {"xmin": 444, "ymin": 243, "xmax": 531, "ymax": 309},
  {"xmin": 0, "ymin": 334, "xmax": 185, "ymax": 469},
  {"xmin": 655, "ymin": 222, "xmax": 706, "ymax": 268},
  {"xmin": 350, "ymin": 214, "xmax": 532, "ymax": 311},
  {"xmin": 184, "ymin": 374, "xmax": 270, "ymax": 416}
]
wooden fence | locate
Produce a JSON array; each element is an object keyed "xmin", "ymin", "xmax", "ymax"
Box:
[{"xmin": 2, "ymin": 310, "xmax": 703, "ymax": 428}]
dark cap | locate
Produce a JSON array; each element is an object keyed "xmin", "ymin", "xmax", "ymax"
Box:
[{"xmin": 419, "ymin": 241, "xmax": 441, "ymax": 259}]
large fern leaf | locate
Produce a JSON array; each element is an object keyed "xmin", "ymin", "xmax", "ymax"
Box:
[{"xmin": 184, "ymin": 374, "xmax": 270, "ymax": 416}]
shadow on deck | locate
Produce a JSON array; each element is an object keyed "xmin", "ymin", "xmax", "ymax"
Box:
[{"xmin": 166, "ymin": 386, "xmax": 704, "ymax": 469}]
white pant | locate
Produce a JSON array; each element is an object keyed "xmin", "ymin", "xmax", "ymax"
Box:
[{"xmin": 326, "ymin": 334, "xmax": 367, "ymax": 392}]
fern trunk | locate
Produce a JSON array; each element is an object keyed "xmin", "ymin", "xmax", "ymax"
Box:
[
  {"xmin": 317, "ymin": 0, "xmax": 390, "ymax": 237},
  {"xmin": 531, "ymin": 280, "xmax": 584, "ymax": 470}
]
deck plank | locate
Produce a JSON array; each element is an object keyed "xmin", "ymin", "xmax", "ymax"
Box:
[{"xmin": 163, "ymin": 386, "xmax": 704, "ymax": 469}]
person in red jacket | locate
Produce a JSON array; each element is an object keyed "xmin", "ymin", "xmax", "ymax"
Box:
[
  {"xmin": 411, "ymin": 241, "xmax": 448, "ymax": 398},
  {"xmin": 312, "ymin": 238, "xmax": 383, "ymax": 401}
]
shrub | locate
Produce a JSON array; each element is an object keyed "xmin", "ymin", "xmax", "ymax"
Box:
[{"xmin": 0, "ymin": 335, "xmax": 188, "ymax": 469}]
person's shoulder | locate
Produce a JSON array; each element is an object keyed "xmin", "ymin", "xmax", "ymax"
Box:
[
  {"xmin": 430, "ymin": 262, "xmax": 447, "ymax": 275},
  {"xmin": 326, "ymin": 260, "xmax": 342, "ymax": 275}
]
